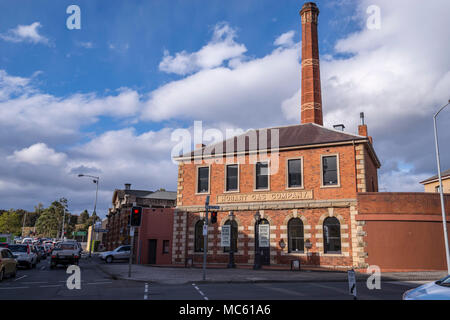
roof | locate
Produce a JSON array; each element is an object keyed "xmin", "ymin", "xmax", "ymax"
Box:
[
  {"xmin": 175, "ymin": 123, "xmax": 380, "ymax": 166},
  {"xmin": 112, "ymin": 189, "xmax": 177, "ymax": 204},
  {"xmin": 420, "ymin": 169, "xmax": 450, "ymax": 184}
]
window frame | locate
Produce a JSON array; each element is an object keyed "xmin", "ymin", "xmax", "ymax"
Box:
[
  {"xmin": 286, "ymin": 157, "xmax": 304, "ymax": 190},
  {"xmin": 195, "ymin": 165, "xmax": 211, "ymax": 195},
  {"xmin": 224, "ymin": 163, "xmax": 240, "ymax": 193},
  {"xmin": 162, "ymin": 240, "xmax": 170, "ymax": 254},
  {"xmin": 287, "ymin": 218, "xmax": 305, "ymax": 253},
  {"xmin": 323, "ymin": 217, "xmax": 342, "ymax": 254},
  {"xmin": 254, "ymin": 161, "xmax": 270, "ymax": 191},
  {"xmin": 320, "ymin": 154, "xmax": 341, "ymax": 188}
]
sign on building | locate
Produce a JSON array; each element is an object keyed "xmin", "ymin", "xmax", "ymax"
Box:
[
  {"xmin": 221, "ymin": 225, "xmax": 231, "ymax": 247},
  {"xmin": 258, "ymin": 224, "xmax": 270, "ymax": 247}
]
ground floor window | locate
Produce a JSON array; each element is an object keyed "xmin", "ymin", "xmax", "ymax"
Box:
[
  {"xmin": 323, "ymin": 217, "xmax": 341, "ymax": 254},
  {"xmin": 194, "ymin": 220, "xmax": 204, "ymax": 252}
]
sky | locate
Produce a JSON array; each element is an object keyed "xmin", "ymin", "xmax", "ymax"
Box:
[{"xmin": 0, "ymin": 0, "xmax": 449, "ymax": 218}]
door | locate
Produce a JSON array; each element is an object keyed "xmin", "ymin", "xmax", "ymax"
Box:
[
  {"xmin": 255, "ymin": 219, "xmax": 271, "ymax": 266},
  {"xmin": 148, "ymin": 239, "xmax": 157, "ymax": 264}
]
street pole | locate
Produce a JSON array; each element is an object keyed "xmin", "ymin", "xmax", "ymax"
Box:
[
  {"xmin": 89, "ymin": 177, "xmax": 99, "ymax": 258},
  {"xmin": 203, "ymin": 196, "xmax": 210, "ymax": 281},
  {"xmin": 433, "ymin": 100, "xmax": 450, "ymax": 275},
  {"xmin": 61, "ymin": 207, "xmax": 66, "ymax": 241},
  {"xmin": 22, "ymin": 211, "xmax": 27, "ymax": 238},
  {"xmin": 128, "ymin": 226, "xmax": 134, "ymax": 278}
]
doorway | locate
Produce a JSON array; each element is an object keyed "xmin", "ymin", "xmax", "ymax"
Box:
[
  {"xmin": 255, "ymin": 219, "xmax": 270, "ymax": 266},
  {"xmin": 148, "ymin": 239, "xmax": 157, "ymax": 264}
]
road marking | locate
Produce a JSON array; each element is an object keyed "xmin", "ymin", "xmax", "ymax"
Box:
[
  {"xmin": 40, "ymin": 266, "xmax": 46, "ymax": 270},
  {"xmin": 23, "ymin": 281, "xmax": 48, "ymax": 284},
  {"xmin": 144, "ymin": 282, "xmax": 149, "ymax": 300},
  {"xmin": 0, "ymin": 286, "xmax": 30, "ymax": 290},
  {"xmin": 14, "ymin": 275, "xmax": 27, "ymax": 282},
  {"xmin": 39, "ymin": 285, "xmax": 62, "ymax": 288},
  {"xmin": 192, "ymin": 283, "xmax": 209, "ymax": 301},
  {"xmin": 86, "ymin": 282, "xmax": 113, "ymax": 285}
]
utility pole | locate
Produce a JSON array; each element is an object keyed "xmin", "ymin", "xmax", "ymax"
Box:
[
  {"xmin": 203, "ymin": 196, "xmax": 220, "ymax": 281},
  {"xmin": 61, "ymin": 207, "xmax": 66, "ymax": 241},
  {"xmin": 433, "ymin": 100, "xmax": 450, "ymax": 274}
]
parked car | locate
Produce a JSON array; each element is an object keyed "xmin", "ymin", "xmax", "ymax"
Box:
[
  {"xmin": 50, "ymin": 242, "xmax": 80, "ymax": 268},
  {"xmin": 0, "ymin": 248, "xmax": 18, "ymax": 281},
  {"xmin": 8, "ymin": 244, "xmax": 37, "ymax": 269},
  {"xmin": 99, "ymin": 245, "xmax": 131, "ymax": 263},
  {"xmin": 0, "ymin": 243, "xmax": 9, "ymax": 248},
  {"xmin": 21, "ymin": 237, "xmax": 33, "ymax": 244},
  {"xmin": 37, "ymin": 246, "xmax": 47, "ymax": 259},
  {"xmin": 403, "ymin": 275, "xmax": 450, "ymax": 300}
]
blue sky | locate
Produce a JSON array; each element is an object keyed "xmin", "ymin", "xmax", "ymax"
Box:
[{"xmin": 0, "ymin": 0, "xmax": 449, "ymax": 216}]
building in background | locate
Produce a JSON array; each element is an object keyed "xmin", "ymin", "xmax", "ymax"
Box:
[
  {"xmin": 104, "ymin": 184, "xmax": 176, "ymax": 263},
  {"xmin": 420, "ymin": 169, "xmax": 450, "ymax": 193}
]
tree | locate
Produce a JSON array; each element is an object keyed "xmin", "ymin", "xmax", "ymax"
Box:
[
  {"xmin": 0, "ymin": 209, "xmax": 22, "ymax": 235},
  {"xmin": 79, "ymin": 210, "xmax": 89, "ymax": 224},
  {"xmin": 35, "ymin": 198, "xmax": 68, "ymax": 238}
]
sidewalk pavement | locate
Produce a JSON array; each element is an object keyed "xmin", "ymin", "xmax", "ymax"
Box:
[{"xmin": 95, "ymin": 261, "xmax": 448, "ymax": 285}]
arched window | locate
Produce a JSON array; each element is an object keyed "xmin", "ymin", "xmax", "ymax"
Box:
[
  {"xmin": 194, "ymin": 220, "xmax": 204, "ymax": 252},
  {"xmin": 223, "ymin": 220, "xmax": 238, "ymax": 253},
  {"xmin": 288, "ymin": 218, "xmax": 304, "ymax": 253},
  {"xmin": 323, "ymin": 217, "xmax": 341, "ymax": 254}
]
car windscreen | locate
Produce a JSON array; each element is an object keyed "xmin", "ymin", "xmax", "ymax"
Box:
[
  {"xmin": 8, "ymin": 245, "xmax": 28, "ymax": 252},
  {"xmin": 437, "ymin": 275, "xmax": 450, "ymax": 286},
  {"xmin": 57, "ymin": 244, "xmax": 75, "ymax": 250}
]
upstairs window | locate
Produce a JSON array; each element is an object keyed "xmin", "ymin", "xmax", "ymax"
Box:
[
  {"xmin": 255, "ymin": 162, "xmax": 269, "ymax": 190},
  {"xmin": 322, "ymin": 155, "xmax": 338, "ymax": 186},
  {"xmin": 287, "ymin": 159, "xmax": 302, "ymax": 188},
  {"xmin": 197, "ymin": 166, "xmax": 209, "ymax": 193},
  {"xmin": 226, "ymin": 164, "xmax": 239, "ymax": 191}
]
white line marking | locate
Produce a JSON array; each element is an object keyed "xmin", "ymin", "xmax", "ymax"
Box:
[
  {"xmin": 144, "ymin": 282, "xmax": 149, "ymax": 300},
  {"xmin": 39, "ymin": 285, "xmax": 61, "ymax": 288},
  {"xmin": 204, "ymin": 297, "xmax": 209, "ymax": 300},
  {"xmin": 14, "ymin": 275, "xmax": 27, "ymax": 281},
  {"xmin": 144, "ymin": 294, "xmax": 148, "ymax": 300},
  {"xmin": 192, "ymin": 283, "xmax": 209, "ymax": 300},
  {"xmin": 40, "ymin": 266, "xmax": 46, "ymax": 270},
  {"xmin": 23, "ymin": 281, "xmax": 48, "ymax": 284},
  {"xmin": 0, "ymin": 286, "xmax": 30, "ymax": 290}
]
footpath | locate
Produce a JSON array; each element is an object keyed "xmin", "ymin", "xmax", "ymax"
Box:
[{"xmin": 94, "ymin": 259, "xmax": 447, "ymax": 285}]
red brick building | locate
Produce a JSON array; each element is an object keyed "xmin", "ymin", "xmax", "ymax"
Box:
[
  {"xmin": 172, "ymin": 2, "xmax": 380, "ymax": 270},
  {"xmin": 171, "ymin": 2, "xmax": 450, "ymax": 271}
]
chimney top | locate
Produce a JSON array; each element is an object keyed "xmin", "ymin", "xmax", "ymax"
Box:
[
  {"xmin": 300, "ymin": 2, "xmax": 323, "ymax": 125},
  {"xmin": 124, "ymin": 183, "xmax": 131, "ymax": 190},
  {"xmin": 333, "ymin": 124, "xmax": 345, "ymax": 131},
  {"xmin": 360, "ymin": 112, "xmax": 365, "ymax": 125}
]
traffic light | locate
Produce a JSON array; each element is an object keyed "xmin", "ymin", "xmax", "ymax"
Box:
[
  {"xmin": 130, "ymin": 206, "xmax": 142, "ymax": 226},
  {"xmin": 210, "ymin": 211, "xmax": 217, "ymax": 224}
]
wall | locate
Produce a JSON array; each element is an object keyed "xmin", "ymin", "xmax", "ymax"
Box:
[
  {"xmin": 178, "ymin": 144, "xmax": 365, "ymax": 208},
  {"xmin": 357, "ymin": 192, "xmax": 450, "ymax": 271},
  {"xmin": 137, "ymin": 208, "xmax": 174, "ymax": 265},
  {"xmin": 423, "ymin": 178, "xmax": 450, "ymax": 193}
]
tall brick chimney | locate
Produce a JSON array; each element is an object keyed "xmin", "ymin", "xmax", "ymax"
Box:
[{"xmin": 300, "ymin": 2, "xmax": 323, "ymax": 125}]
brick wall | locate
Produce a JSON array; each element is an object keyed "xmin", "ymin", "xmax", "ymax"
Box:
[{"xmin": 356, "ymin": 192, "xmax": 450, "ymax": 271}]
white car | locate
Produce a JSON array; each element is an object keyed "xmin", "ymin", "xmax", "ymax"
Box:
[
  {"xmin": 8, "ymin": 244, "xmax": 38, "ymax": 269},
  {"xmin": 403, "ymin": 275, "xmax": 450, "ymax": 300},
  {"xmin": 21, "ymin": 238, "xmax": 33, "ymax": 244},
  {"xmin": 99, "ymin": 245, "xmax": 131, "ymax": 263}
]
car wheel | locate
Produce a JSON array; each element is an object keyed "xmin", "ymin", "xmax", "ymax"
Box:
[
  {"xmin": 32, "ymin": 262, "xmax": 36, "ymax": 269},
  {"xmin": 0, "ymin": 268, "xmax": 4, "ymax": 282},
  {"xmin": 11, "ymin": 266, "xmax": 17, "ymax": 278},
  {"xmin": 27, "ymin": 262, "xmax": 32, "ymax": 269},
  {"xmin": 105, "ymin": 256, "xmax": 113, "ymax": 264}
]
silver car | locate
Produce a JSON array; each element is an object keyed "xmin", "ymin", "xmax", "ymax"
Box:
[
  {"xmin": 403, "ymin": 275, "xmax": 450, "ymax": 300},
  {"xmin": 99, "ymin": 245, "xmax": 131, "ymax": 263}
]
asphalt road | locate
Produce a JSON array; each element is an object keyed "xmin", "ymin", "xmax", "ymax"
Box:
[{"xmin": 0, "ymin": 257, "xmax": 423, "ymax": 300}]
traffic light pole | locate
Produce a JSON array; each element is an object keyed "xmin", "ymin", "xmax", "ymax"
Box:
[
  {"xmin": 202, "ymin": 196, "xmax": 209, "ymax": 281},
  {"xmin": 128, "ymin": 226, "xmax": 134, "ymax": 278}
]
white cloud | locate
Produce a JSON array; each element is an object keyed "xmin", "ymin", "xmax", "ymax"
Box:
[
  {"xmin": 0, "ymin": 22, "xmax": 49, "ymax": 45},
  {"xmin": 76, "ymin": 41, "xmax": 94, "ymax": 49},
  {"xmin": 274, "ymin": 31, "xmax": 295, "ymax": 47},
  {"xmin": 8, "ymin": 143, "xmax": 67, "ymax": 166},
  {"xmin": 159, "ymin": 23, "xmax": 247, "ymax": 75}
]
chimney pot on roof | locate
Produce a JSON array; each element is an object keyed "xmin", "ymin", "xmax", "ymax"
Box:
[
  {"xmin": 333, "ymin": 124, "xmax": 345, "ymax": 131},
  {"xmin": 195, "ymin": 143, "xmax": 206, "ymax": 150},
  {"xmin": 124, "ymin": 183, "xmax": 131, "ymax": 190}
]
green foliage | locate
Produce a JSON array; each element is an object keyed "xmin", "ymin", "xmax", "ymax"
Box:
[{"xmin": 0, "ymin": 209, "xmax": 22, "ymax": 235}]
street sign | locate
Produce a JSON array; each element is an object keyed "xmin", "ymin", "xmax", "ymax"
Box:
[
  {"xmin": 221, "ymin": 225, "xmax": 231, "ymax": 247},
  {"xmin": 206, "ymin": 205, "xmax": 220, "ymax": 210},
  {"xmin": 202, "ymin": 224, "xmax": 208, "ymax": 236},
  {"xmin": 72, "ymin": 231, "xmax": 87, "ymax": 236},
  {"xmin": 130, "ymin": 227, "xmax": 135, "ymax": 236},
  {"xmin": 259, "ymin": 224, "xmax": 270, "ymax": 247},
  {"xmin": 94, "ymin": 229, "xmax": 108, "ymax": 233},
  {"xmin": 348, "ymin": 269, "xmax": 357, "ymax": 299}
]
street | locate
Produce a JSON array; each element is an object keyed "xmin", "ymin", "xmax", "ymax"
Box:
[{"xmin": 0, "ymin": 257, "xmax": 425, "ymax": 300}]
